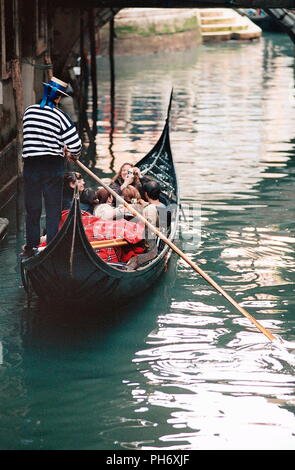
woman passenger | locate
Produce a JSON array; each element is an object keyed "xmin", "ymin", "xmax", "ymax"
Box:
[
  {"xmin": 110, "ymin": 162, "xmax": 143, "ymax": 197},
  {"xmin": 121, "ymin": 185, "xmax": 159, "ymax": 270},
  {"xmin": 63, "ymin": 172, "xmax": 97, "ymax": 213}
]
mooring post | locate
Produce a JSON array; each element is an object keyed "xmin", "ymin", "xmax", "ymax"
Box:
[
  {"xmin": 88, "ymin": 8, "xmax": 98, "ymax": 139},
  {"xmin": 79, "ymin": 8, "xmax": 95, "ymax": 158},
  {"xmin": 11, "ymin": 58, "xmax": 24, "ymax": 232},
  {"xmin": 11, "ymin": 58, "xmax": 23, "ymax": 176},
  {"xmin": 79, "ymin": 9, "xmax": 86, "ymax": 136},
  {"xmin": 109, "ymin": 16, "xmax": 115, "ymax": 168}
]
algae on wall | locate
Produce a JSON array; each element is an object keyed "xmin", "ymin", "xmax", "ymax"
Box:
[
  {"xmin": 115, "ymin": 15, "xmax": 200, "ymax": 37},
  {"xmin": 98, "ymin": 9, "xmax": 203, "ymax": 55}
]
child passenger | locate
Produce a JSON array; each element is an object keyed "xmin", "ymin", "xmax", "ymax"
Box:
[{"xmin": 93, "ymin": 188, "xmax": 125, "ymax": 220}]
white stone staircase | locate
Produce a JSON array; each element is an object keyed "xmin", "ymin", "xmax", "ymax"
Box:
[{"xmin": 199, "ymin": 8, "xmax": 262, "ymax": 41}]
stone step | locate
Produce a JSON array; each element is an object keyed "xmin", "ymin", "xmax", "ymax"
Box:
[
  {"xmin": 233, "ymin": 29, "xmax": 261, "ymax": 39},
  {"xmin": 201, "ymin": 24, "xmax": 249, "ymax": 33},
  {"xmin": 202, "ymin": 31, "xmax": 233, "ymax": 41},
  {"xmin": 202, "ymin": 30, "xmax": 234, "ymax": 37},
  {"xmin": 199, "ymin": 8, "xmax": 229, "ymax": 18},
  {"xmin": 199, "ymin": 8, "xmax": 261, "ymax": 40},
  {"xmin": 202, "ymin": 23, "xmax": 261, "ymax": 41},
  {"xmin": 201, "ymin": 16, "xmax": 239, "ymax": 25}
]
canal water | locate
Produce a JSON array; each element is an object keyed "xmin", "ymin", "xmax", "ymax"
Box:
[{"xmin": 1, "ymin": 33, "xmax": 295, "ymax": 450}]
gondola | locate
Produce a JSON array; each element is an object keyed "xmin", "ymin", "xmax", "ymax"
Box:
[{"xmin": 20, "ymin": 93, "xmax": 179, "ymax": 308}]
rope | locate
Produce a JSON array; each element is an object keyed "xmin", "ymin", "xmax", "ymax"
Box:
[
  {"xmin": 69, "ymin": 184, "xmax": 79, "ymax": 278},
  {"xmin": 21, "ymin": 59, "xmax": 53, "ymax": 70}
]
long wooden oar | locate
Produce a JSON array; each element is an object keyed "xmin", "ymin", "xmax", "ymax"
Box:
[{"xmin": 76, "ymin": 159, "xmax": 277, "ymax": 343}]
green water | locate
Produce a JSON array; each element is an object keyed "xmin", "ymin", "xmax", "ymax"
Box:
[{"xmin": 1, "ymin": 33, "xmax": 295, "ymax": 450}]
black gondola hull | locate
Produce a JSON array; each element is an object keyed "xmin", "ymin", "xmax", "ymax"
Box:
[
  {"xmin": 21, "ymin": 93, "xmax": 179, "ymax": 309},
  {"xmin": 24, "ymin": 209, "xmax": 172, "ymax": 308}
]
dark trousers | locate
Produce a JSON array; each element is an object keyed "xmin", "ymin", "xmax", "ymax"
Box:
[{"xmin": 23, "ymin": 156, "xmax": 64, "ymax": 248}]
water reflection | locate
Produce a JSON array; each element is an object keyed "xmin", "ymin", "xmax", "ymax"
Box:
[
  {"xmin": 108, "ymin": 34, "xmax": 295, "ymax": 450},
  {"xmin": 96, "ymin": 34, "xmax": 294, "ymax": 201},
  {"xmin": 130, "ymin": 308, "xmax": 295, "ymax": 449}
]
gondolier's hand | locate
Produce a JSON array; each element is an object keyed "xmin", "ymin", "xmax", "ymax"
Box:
[
  {"xmin": 66, "ymin": 152, "xmax": 80, "ymax": 162},
  {"xmin": 64, "ymin": 145, "xmax": 80, "ymax": 162}
]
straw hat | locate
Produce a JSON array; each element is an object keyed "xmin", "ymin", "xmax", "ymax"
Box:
[{"xmin": 42, "ymin": 77, "xmax": 70, "ymax": 97}]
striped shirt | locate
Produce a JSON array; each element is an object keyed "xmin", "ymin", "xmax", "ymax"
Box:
[{"xmin": 22, "ymin": 104, "xmax": 82, "ymax": 158}]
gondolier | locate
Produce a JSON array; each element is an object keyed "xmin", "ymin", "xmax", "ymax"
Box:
[{"xmin": 21, "ymin": 76, "xmax": 82, "ymax": 258}]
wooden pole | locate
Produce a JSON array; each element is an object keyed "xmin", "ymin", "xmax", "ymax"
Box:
[
  {"xmin": 75, "ymin": 159, "xmax": 278, "ymax": 343},
  {"xmin": 11, "ymin": 58, "xmax": 24, "ymax": 232},
  {"xmin": 79, "ymin": 9, "xmax": 95, "ymax": 164},
  {"xmin": 79, "ymin": 9, "xmax": 85, "ymax": 137},
  {"xmin": 109, "ymin": 16, "xmax": 115, "ymax": 169},
  {"xmin": 44, "ymin": 53, "xmax": 53, "ymax": 81},
  {"xmin": 88, "ymin": 9, "xmax": 98, "ymax": 139},
  {"xmin": 11, "ymin": 1, "xmax": 25, "ymax": 232},
  {"xmin": 90, "ymin": 239, "xmax": 128, "ymax": 249},
  {"xmin": 11, "ymin": 58, "xmax": 23, "ymax": 177}
]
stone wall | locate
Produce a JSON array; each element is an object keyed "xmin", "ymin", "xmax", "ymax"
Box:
[{"xmin": 99, "ymin": 8, "xmax": 202, "ymax": 55}]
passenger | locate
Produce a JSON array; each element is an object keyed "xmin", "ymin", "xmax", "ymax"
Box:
[
  {"xmin": 93, "ymin": 188, "xmax": 125, "ymax": 220},
  {"xmin": 121, "ymin": 185, "xmax": 159, "ymax": 270},
  {"xmin": 122, "ymin": 186, "xmax": 165, "ymax": 228},
  {"xmin": 143, "ymin": 179, "xmax": 171, "ymax": 234},
  {"xmin": 121, "ymin": 185, "xmax": 158, "ymax": 227},
  {"xmin": 62, "ymin": 172, "xmax": 96, "ymax": 213},
  {"xmin": 142, "ymin": 180, "xmax": 166, "ymax": 208},
  {"xmin": 110, "ymin": 162, "xmax": 143, "ymax": 197},
  {"xmin": 121, "ymin": 185, "xmax": 144, "ymax": 208}
]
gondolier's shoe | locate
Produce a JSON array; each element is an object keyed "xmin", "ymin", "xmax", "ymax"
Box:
[{"xmin": 20, "ymin": 245, "xmax": 38, "ymax": 259}]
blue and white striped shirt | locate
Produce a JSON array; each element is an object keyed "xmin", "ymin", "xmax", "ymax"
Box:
[{"xmin": 22, "ymin": 104, "xmax": 82, "ymax": 158}]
